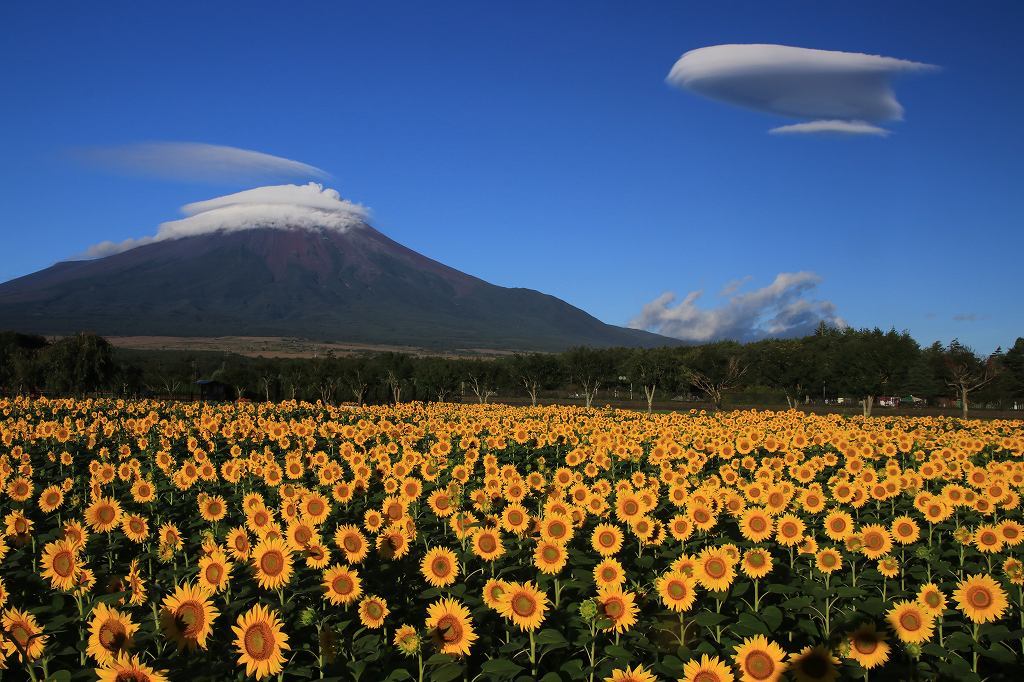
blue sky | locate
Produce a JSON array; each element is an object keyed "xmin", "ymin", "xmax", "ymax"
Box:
[{"xmin": 1, "ymin": 1, "xmax": 1021, "ymax": 352}]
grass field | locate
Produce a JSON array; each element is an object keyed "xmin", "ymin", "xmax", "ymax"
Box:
[{"xmin": 1, "ymin": 397, "xmax": 1022, "ymax": 681}]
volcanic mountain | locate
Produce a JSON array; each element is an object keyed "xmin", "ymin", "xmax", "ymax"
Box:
[{"xmin": 0, "ymin": 186, "xmax": 674, "ymax": 352}]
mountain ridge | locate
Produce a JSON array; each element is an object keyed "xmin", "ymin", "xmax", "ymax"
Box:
[{"xmin": 0, "ymin": 223, "xmax": 680, "ymax": 352}]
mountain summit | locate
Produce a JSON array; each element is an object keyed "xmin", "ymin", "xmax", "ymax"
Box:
[{"xmin": 0, "ymin": 185, "xmax": 674, "ymax": 352}]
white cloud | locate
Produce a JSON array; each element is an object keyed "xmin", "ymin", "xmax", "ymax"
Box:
[
  {"xmin": 80, "ymin": 183, "xmax": 368, "ymax": 258},
  {"xmin": 769, "ymin": 120, "xmax": 890, "ymax": 136},
  {"xmin": 630, "ymin": 271, "xmax": 846, "ymax": 342},
  {"xmin": 78, "ymin": 142, "xmax": 330, "ymax": 183},
  {"xmin": 667, "ymin": 44, "xmax": 936, "ymax": 135}
]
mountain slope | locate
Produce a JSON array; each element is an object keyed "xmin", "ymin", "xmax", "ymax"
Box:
[{"xmin": 0, "ymin": 224, "xmax": 676, "ymax": 352}]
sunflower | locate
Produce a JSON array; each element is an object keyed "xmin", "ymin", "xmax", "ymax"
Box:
[
  {"xmin": 232, "ymin": 604, "xmax": 290, "ymax": 680},
  {"xmin": 953, "ymin": 574, "xmax": 1009, "ymax": 624},
  {"xmin": 251, "ymin": 537, "xmax": 294, "ymax": 590},
  {"xmin": 322, "ymin": 564, "xmax": 362, "ymax": 605},
  {"xmin": 877, "ymin": 556, "xmax": 899, "ymax": 579},
  {"xmin": 846, "ymin": 623, "xmax": 890, "ymax": 670},
  {"xmin": 814, "ymin": 548, "xmax": 843, "ymax": 574},
  {"xmin": 534, "ymin": 540, "xmax": 568, "ymax": 575},
  {"xmin": 159, "ymin": 582, "xmax": 219, "ymax": 651},
  {"xmin": 39, "ymin": 538, "xmax": 81, "ymax": 591},
  {"xmin": 482, "ymin": 578, "xmax": 511, "ymax": 610},
  {"xmin": 774, "ymin": 514, "xmax": 805, "ymax": 547},
  {"xmin": 604, "ymin": 664, "xmax": 659, "ymax": 682},
  {"xmin": 87, "ymin": 602, "xmax": 138, "ymax": 664},
  {"xmin": 95, "ymin": 652, "xmax": 169, "ymax": 682},
  {"xmin": 425, "ymin": 598, "xmax": 478, "ymax": 657},
  {"xmin": 122, "ymin": 514, "xmax": 150, "ymax": 543},
  {"xmin": 890, "ymin": 515, "xmax": 920, "ymax": 544},
  {"xmin": 681, "ymin": 654, "xmax": 735, "ymax": 682},
  {"xmin": 334, "ymin": 524, "xmax": 369, "ymax": 564},
  {"xmin": 471, "ymin": 528, "xmax": 505, "ymax": 561},
  {"xmin": 38, "ymin": 484, "xmax": 64, "ymax": 513},
  {"xmin": 885, "ymin": 600, "xmax": 934, "ymax": 643},
  {"xmin": 540, "ymin": 514, "xmax": 574, "ymax": 544},
  {"xmin": 198, "ymin": 549, "xmax": 232, "ymax": 593},
  {"xmin": 1, "ymin": 607, "xmax": 47, "ymax": 662},
  {"xmin": 304, "ymin": 541, "xmax": 331, "ymax": 569},
  {"xmin": 733, "ymin": 635, "xmax": 787, "ymax": 682},
  {"xmin": 594, "ymin": 558, "xmax": 626, "ymax": 590},
  {"xmin": 739, "ymin": 507, "xmax": 774, "ymax": 543},
  {"xmin": 359, "ymin": 595, "xmax": 389, "ymax": 629},
  {"xmin": 226, "ymin": 527, "xmax": 252, "ymax": 560},
  {"xmin": 393, "ymin": 624, "xmax": 420, "ymax": 656},
  {"xmin": 85, "ymin": 495, "xmax": 123, "ymax": 533},
  {"xmin": 199, "ymin": 495, "xmax": 227, "ymax": 522},
  {"xmin": 592, "ymin": 523, "xmax": 625, "ymax": 556},
  {"xmin": 500, "ymin": 503, "xmax": 531, "ymax": 534},
  {"xmin": 596, "ymin": 588, "xmax": 639, "ymax": 633},
  {"xmin": 740, "ymin": 548, "xmax": 773, "ymax": 580},
  {"xmin": 858, "ymin": 524, "xmax": 893, "ymax": 560},
  {"xmin": 656, "ymin": 570, "xmax": 697, "ymax": 613},
  {"xmin": 695, "ymin": 547, "xmax": 736, "ymax": 593},
  {"xmin": 789, "ymin": 645, "xmax": 840, "ymax": 682},
  {"xmin": 668, "ymin": 514, "xmax": 695, "ymax": 542},
  {"xmin": 421, "ymin": 547, "xmax": 459, "ymax": 587},
  {"xmin": 496, "ymin": 581, "xmax": 548, "ymax": 631},
  {"xmin": 377, "ymin": 526, "xmax": 412, "ymax": 560},
  {"xmin": 822, "ymin": 511, "xmax": 854, "ymax": 542}
]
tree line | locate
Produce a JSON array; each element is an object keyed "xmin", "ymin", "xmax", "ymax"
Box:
[{"xmin": 1, "ymin": 325, "xmax": 1022, "ymax": 417}]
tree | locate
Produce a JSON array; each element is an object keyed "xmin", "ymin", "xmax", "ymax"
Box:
[
  {"xmin": 380, "ymin": 353, "xmax": 414, "ymax": 404},
  {"xmin": 464, "ymin": 359, "xmax": 504, "ymax": 404},
  {"xmin": 509, "ymin": 353, "xmax": 561, "ymax": 406},
  {"xmin": 678, "ymin": 342, "xmax": 748, "ymax": 411},
  {"xmin": 43, "ymin": 333, "xmax": 115, "ymax": 395},
  {"xmin": 413, "ymin": 357, "xmax": 461, "ymax": 402},
  {"xmin": 565, "ymin": 347, "xmax": 614, "ymax": 408},
  {"xmin": 1000, "ymin": 338, "xmax": 1024, "ymax": 408},
  {"xmin": 838, "ymin": 328, "xmax": 919, "ymax": 416},
  {"xmin": 748, "ymin": 338, "xmax": 814, "ymax": 408},
  {"xmin": 943, "ymin": 340, "xmax": 1002, "ymax": 418},
  {"xmin": 0, "ymin": 332, "xmax": 48, "ymax": 394},
  {"xmin": 625, "ymin": 347, "xmax": 672, "ymax": 414}
]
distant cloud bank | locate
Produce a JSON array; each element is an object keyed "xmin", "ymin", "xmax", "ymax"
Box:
[
  {"xmin": 81, "ymin": 183, "xmax": 367, "ymax": 258},
  {"xmin": 76, "ymin": 142, "xmax": 330, "ymax": 183},
  {"xmin": 667, "ymin": 44, "xmax": 936, "ymax": 136},
  {"xmin": 630, "ymin": 271, "xmax": 845, "ymax": 343}
]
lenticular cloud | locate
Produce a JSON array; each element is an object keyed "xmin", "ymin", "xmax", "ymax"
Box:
[
  {"xmin": 666, "ymin": 44, "xmax": 936, "ymax": 135},
  {"xmin": 82, "ymin": 183, "xmax": 368, "ymax": 258}
]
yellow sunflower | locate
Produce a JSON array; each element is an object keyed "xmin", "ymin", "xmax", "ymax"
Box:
[
  {"xmin": 95, "ymin": 652, "xmax": 169, "ymax": 682},
  {"xmin": 472, "ymin": 528, "xmax": 505, "ymax": 561},
  {"xmin": 789, "ymin": 645, "xmax": 839, "ymax": 682},
  {"xmin": 846, "ymin": 623, "xmax": 890, "ymax": 670},
  {"xmin": 604, "ymin": 664, "xmax": 659, "ymax": 682},
  {"xmin": 496, "ymin": 581, "xmax": 548, "ymax": 631},
  {"xmin": 425, "ymin": 598, "xmax": 478, "ymax": 657},
  {"xmin": 1, "ymin": 607, "xmax": 47, "ymax": 662},
  {"xmin": 694, "ymin": 547, "xmax": 737, "ymax": 593},
  {"xmin": 322, "ymin": 564, "xmax": 362, "ymax": 605},
  {"xmin": 482, "ymin": 578, "xmax": 511, "ymax": 610},
  {"xmin": 421, "ymin": 547, "xmax": 459, "ymax": 587},
  {"xmin": 251, "ymin": 537, "xmax": 294, "ymax": 590},
  {"xmin": 592, "ymin": 523, "xmax": 625, "ymax": 556},
  {"xmin": 953, "ymin": 574, "xmax": 1009, "ymax": 624},
  {"xmin": 594, "ymin": 558, "xmax": 626, "ymax": 590},
  {"xmin": 733, "ymin": 635, "xmax": 787, "ymax": 682},
  {"xmin": 596, "ymin": 588, "xmax": 639, "ymax": 633},
  {"xmin": 885, "ymin": 600, "xmax": 934, "ymax": 644},
  {"xmin": 159, "ymin": 582, "xmax": 219, "ymax": 651},
  {"xmin": 87, "ymin": 602, "xmax": 138, "ymax": 664},
  {"xmin": 232, "ymin": 603, "xmax": 290, "ymax": 680},
  {"xmin": 656, "ymin": 571, "xmax": 697, "ymax": 613},
  {"xmin": 359, "ymin": 595, "xmax": 389, "ymax": 629},
  {"xmin": 681, "ymin": 654, "xmax": 735, "ymax": 682},
  {"xmin": 39, "ymin": 538, "xmax": 81, "ymax": 591},
  {"xmin": 198, "ymin": 549, "xmax": 232, "ymax": 593}
]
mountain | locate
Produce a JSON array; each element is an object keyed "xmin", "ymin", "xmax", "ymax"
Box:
[{"xmin": 0, "ymin": 223, "xmax": 677, "ymax": 352}]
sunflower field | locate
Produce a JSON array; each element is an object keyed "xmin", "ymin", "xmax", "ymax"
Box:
[{"xmin": 0, "ymin": 397, "xmax": 1023, "ymax": 681}]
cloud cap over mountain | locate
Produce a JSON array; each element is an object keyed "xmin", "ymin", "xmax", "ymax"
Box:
[
  {"xmin": 667, "ymin": 44, "xmax": 936, "ymax": 135},
  {"xmin": 82, "ymin": 183, "xmax": 368, "ymax": 258}
]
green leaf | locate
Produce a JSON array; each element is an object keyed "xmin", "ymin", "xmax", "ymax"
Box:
[
  {"xmin": 979, "ymin": 644, "xmax": 1016, "ymax": 663},
  {"xmin": 47, "ymin": 672, "xmax": 72, "ymax": 682},
  {"xmin": 384, "ymin": 671, "xmax": 413, "ymax": 682},
  {"xmin": 431, "ymin": 663, "xmax": 465, "ymax": 682},
  {"xmin": 534, "ymin": 628, "xmax": 568, "ymax": 646},
  {"xmin": 760, "ymin": 606, "xmax": 783, "ymax": 631},
  {"xmin": 693, "ymin": 611, "xmax": 727, "ymax": 626},
  {"xmin": 539, "ymin": 674, "xmax": 562, "ymax": 682},
  {"xmin": 605, "ymin": 644, "xmax": 632, "ymax": 661},
  {"xmin": 560, "ymin": 658, "xmax": 586, "ymax": 679},
  {"xmin": 481, "ymin": 658, "xmax": 525, "ymax": 678}
]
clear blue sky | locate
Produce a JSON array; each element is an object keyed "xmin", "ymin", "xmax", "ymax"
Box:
[{"xmin": 1, "ymin": 1, "xmax": 1021, "ymax": 352}]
